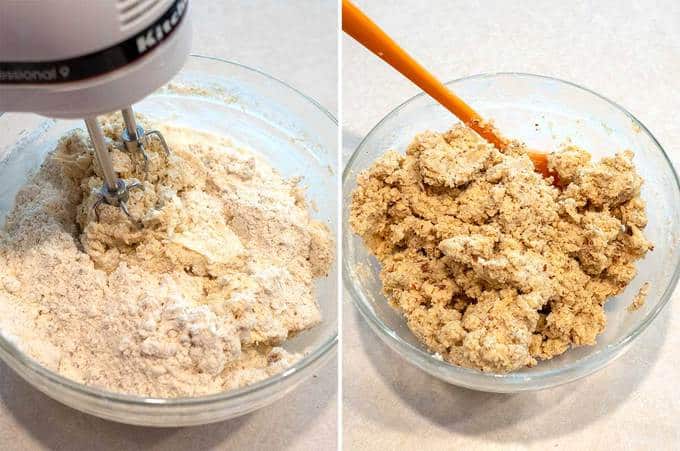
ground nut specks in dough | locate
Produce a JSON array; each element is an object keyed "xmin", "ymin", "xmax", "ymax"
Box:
[
  {"xmin": 0, "ymin": 115, "xmax": 333, "ymax": 397},
  {"xmin": 350, "ymin": 124, "xmax": 652, "ymax": 373}
]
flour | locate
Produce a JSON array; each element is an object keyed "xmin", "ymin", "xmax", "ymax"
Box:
[{"xmin": 0, "ymin": 115, "xmax": 332, "ymax": 397}]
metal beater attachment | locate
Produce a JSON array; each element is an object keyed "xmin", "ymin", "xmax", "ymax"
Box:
[
  {"xmin": 84, "ymin": 117, "xmax": 143, "ymax": 222},
  {"xmin": 91, "ymin": 178, "xmax": 143, "ymax": 220},
  {"xmin": 120, "ymin": 106, "xmax": 170, "ymax": 174}
]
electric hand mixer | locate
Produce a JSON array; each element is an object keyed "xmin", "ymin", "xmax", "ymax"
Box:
[{"xmin": 0, "ymin": 0, "xmax": 192, "ymax": 219}]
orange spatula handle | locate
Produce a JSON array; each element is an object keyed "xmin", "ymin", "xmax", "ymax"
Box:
[{"xmin": 342, "ymin": 0, "xmax": 506, "ymax": 149}]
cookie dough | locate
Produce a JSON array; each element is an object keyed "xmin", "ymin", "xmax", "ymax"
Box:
[
  {"xmin": 0, "ymin": 115, "xmax": 332, "ymax": 397},
  {"xmin": 628, "ymin": 282, "xmax": 650, "ymax": 312},
  {"xmin": 350, "ymin": 124, "xmax": 652, "ymax": 373}
]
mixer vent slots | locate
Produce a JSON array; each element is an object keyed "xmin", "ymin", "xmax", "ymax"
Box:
[{"xmin": 117, "ymin": 0, "xmax": 161, "ymax": 28}]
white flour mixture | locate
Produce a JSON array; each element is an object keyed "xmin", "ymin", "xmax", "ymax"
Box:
[{"xmin": 0, "ymin": 116, "xmax": 332, "ymax": 397}]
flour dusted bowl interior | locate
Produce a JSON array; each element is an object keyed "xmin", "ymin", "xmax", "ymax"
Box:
[
  {"xmin": 343, "ymin": 73, "xmax": 680, "ymax": 392},
  {"xmin": 0, "ymin": 56, "xmax": 337, "ymax": 426}
]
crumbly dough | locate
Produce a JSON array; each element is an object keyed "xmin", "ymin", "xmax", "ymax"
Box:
[
  {"xmin": 628, "ymin": 282, "xmax": 650, "ymax": 312},
  {"xmin": 350, "ymin": 124, "xmax": 652, "ymax": 373},
  {"xmin": 0, "ymin": 116, "xmax": 332, "ymax": 397}
]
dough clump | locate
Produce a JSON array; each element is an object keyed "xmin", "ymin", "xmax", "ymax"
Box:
[
  {"xmin": 0, "ymin": 116, "xmax": 332, "ymax": 396},
  {"xmin": 350, "ymin": 124, "xmax": 651, "ymax": 373}
]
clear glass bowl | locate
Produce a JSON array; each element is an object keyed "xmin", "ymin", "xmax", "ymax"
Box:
[
  {"xmin": 0, "ymin": 55, "xmax": 337, "ymax": 426},
  {"xmin": 343, "ymin": 73, "xmax": 680, "ymax": 393}
]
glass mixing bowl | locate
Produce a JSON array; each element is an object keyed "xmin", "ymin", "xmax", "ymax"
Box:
[
  {"xmin": 0, "ymin": 55, "xmax": 337, "ymax": 426},
  {"xmin": 343, "ymin": 73, "xmax": 680, "ymax": 393}
]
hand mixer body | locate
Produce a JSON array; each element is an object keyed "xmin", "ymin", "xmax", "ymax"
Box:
[
  {"xmin": 0, "ymin": 0, "xmax": 192, "ymax": 221},
  {"xmin": 0, "ymin": 0, "xmax": 191, "ymax": 118}
]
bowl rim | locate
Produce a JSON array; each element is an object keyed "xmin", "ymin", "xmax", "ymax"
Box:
[
  {"xmin": 0, "ymin": 54, "xmax": 338, "ymax": 406},
  {"xmin": 342, "ymin": 71, "xmax": 680, "ymax": 390}
]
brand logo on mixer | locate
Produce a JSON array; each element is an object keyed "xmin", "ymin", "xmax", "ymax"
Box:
[{"xmin": 136, "ymin": 0, "xmax": 188, "ymax": 54}]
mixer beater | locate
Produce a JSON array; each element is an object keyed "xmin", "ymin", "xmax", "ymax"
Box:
[
  {"xmin": 121, "ymin": 106, "xmax": 171, "ymax": 173},
  {"xmin": 85, "ymin": 106, "xmax": 171, "ymax": 222}
]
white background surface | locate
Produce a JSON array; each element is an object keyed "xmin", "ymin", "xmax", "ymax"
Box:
[
  {"xmin": 343, "ymin": 0, "xmax": 680, "ymax": 450},
  {"xmin": 0, "ymin": 1, "xmax": 338, "ymax": 450}
]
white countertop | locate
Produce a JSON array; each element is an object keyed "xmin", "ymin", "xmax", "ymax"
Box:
[
  {"xmin": 342, "ymin": 1, "xmax": 680, "ymax": 449},
  {"xmin": 0, "ymin": 1, "xmax": 338, "ymax": 450}
]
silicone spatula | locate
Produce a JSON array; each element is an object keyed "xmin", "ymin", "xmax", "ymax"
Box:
[{"xmin": 342, "ymin": 0, "xmax": 553, "ymax": 179}]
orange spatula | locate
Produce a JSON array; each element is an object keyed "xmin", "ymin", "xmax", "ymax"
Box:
[{"xmin": 342, "ymin": 0, "xmax": 554, "ymax": 180}]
